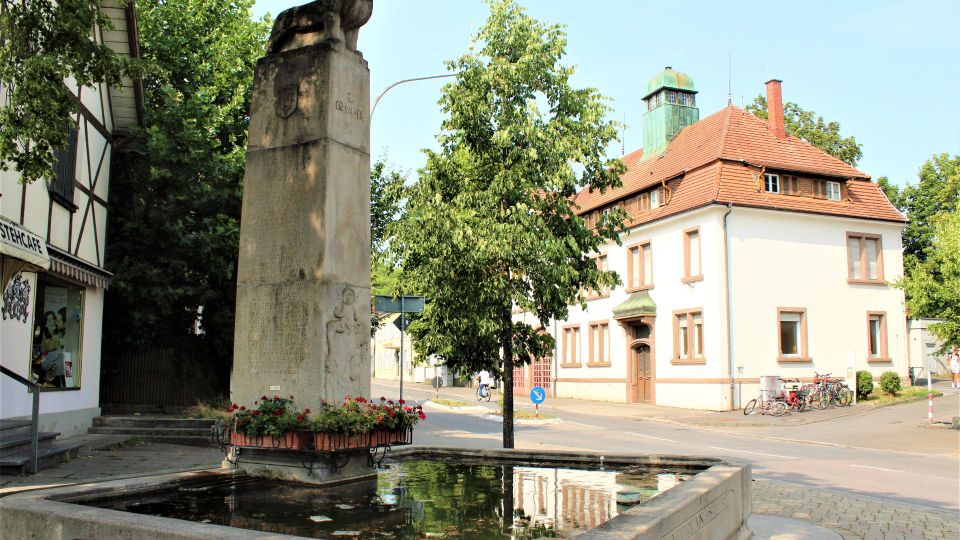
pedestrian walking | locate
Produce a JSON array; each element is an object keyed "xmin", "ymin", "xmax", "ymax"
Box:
[
  {"xmin": 476, "ymin": 369, "xmax": 493, "ymax": 400},
  {"xmin": 949, "ymin": 347, "xmax": 960, "ymax": 388}
]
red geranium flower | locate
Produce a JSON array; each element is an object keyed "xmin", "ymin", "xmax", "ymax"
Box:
[
  {"xmin": 273, "ymin": 409, "xmax": 282, "ymax": 416},
  {"xmin": 261, "ymin": 395, "xmax": 268, "ymax": 400},
  {"xmin": 404, "ymin": 406, "xmax": 412, "ymax": 412},
  {"xmin": 303, "ymin": 408, "xmax": 311, "ymax": 414},
  {"xmin": 398, "ymin": 399, "xmax": 405, "ymax": 404},
  {"xmin": 417, "ymin": 411, "xmax": 426, "ymax": 420},
  {"xmin": 239, "ymin": 406, "xmax": 246, "ymax": 411},
  {"xmin": 296, "ymin": 415, "xmax": 305, "ymax": 422},
  {"xmin": 252, "ymin": 410, "xmax": 260, "ymax": 416},
  {"xmin": 388, "ymin": 410, "xmax": 395, "ymax": 417}
]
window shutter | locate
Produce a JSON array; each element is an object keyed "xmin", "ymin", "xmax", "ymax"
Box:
[{"xmin": 51, "ymin": 127, "xmax": 78, "ymax": 207}]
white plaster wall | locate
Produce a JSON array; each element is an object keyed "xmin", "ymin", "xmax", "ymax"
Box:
[
  {"xmin": 1, "ymin": 283, "xmax": 104, "ymax": 436},
  {"xmin": 727, "ymin": 208, "xmax": 907, "ymax": 384},
  {"xmin": 555, "ymin": 206, "xmax": 728, "ymax": 406},
  {"xmin": 655, "ymin": 383, "xmax": 727, "ymax": 410}
]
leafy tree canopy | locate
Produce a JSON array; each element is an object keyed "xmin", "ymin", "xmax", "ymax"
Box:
[
  {"xmin": 896, "ymin": 153, "xmax": 959, "ymax": 261},
  {"xmin": 103, "ymin": 0, "xmax": 269, "ymax": 376},
  {"xmin": 747, "ymin": 96, "xmax": 862, "ymax": 166},
  {"xmin": 393, "ymin": 0, "xmax": 625, "ymax": 447},
  {"xmin": 0, "ymin": 0, "xmax": 138, "ymax": 183}
]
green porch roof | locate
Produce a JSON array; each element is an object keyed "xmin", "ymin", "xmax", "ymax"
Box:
[{"xmin": 612, "ymin": 291, "xmax": 657, "ymax": 319}]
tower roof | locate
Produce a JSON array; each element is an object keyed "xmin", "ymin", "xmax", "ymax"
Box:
[{"xmin": 643, "ymin": 67, "xmax": 697, "ymax": 100}]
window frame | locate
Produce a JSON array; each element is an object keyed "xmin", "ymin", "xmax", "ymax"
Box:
[
  {"xmin": 777, "ymin": 307, "xmax": 810, "ymax": 363},
  {"xmin": 672, "ymin": 308, "xmax": 705, "ymax": 364},
  {"xmin": 846, "ymin": 232, "xmax": 885, "ymax": 284},
  {"xmin": 866, "ymin": 311, "xmax": 890, "ymax": 362},
  {"xmin": 586, "ymin": 254, "xmax": 611, "ymax": 299},
  {"xmin": 625, "ymin": 240, "xmax": 653, "ymax": 292},
  {"xmin": 50, "ymin": 125, "xmax": 79, "ymax": 211},
  {"xmin": 826, "ymin": 181, "xmax": 842, "ymax": 201},
  {"xmin": 764, "ymin": 173, "xmax": 780, "ymax": 194},
  {"xmin": 28, "ymin": 274, "xmax": 86, "ymax": 392},
  {"xmin": 586, "ymin": 320, "xmax": 611, "ymax": 367},
  {"xmin": 682, "ymin": 226, "xmax": 703, "ymax": 283},
  {"xmin": 560, "ymin": 324, "xmax": 581, "ymax": 368}
]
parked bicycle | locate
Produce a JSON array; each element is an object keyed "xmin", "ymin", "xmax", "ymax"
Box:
[{"xmin": 743, "ymin": 391, "xmax": 788, "ymax": 416}]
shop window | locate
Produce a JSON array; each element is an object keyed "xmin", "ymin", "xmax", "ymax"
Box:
[
  {"xmin": 30, "ymin": 276, "xmax": 84, "ymax": 389},
  {"xmin": 777, "ymin": 308, "xmax": 808, "ymax": 362},
  {"xmin": 673, "ymin": 309, "xmax": 704, "ymax": 364},
  {"xmin": 846, "ymin": 232, "xmax": 884, "ymax": 283}
]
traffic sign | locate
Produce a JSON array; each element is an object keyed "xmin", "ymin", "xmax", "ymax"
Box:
[
  {"xmin": 392, "ymin": 314, "xmax": 412, "ymax": 332},
  {"xmin": 529, "ymin": 386, "xmax": 546, "ymax": 405},
  {"xmin": 374, "ymin": 295, "xmax": 425, "ymax": 314}
]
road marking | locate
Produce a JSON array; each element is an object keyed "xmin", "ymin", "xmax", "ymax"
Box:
[
  {"xmin": 850, "ymin": 464, "xmax": 903, "ymax": 473},
  {"xmin": 564, "ymin": 421, "xmax": 603, "ymax": 429},
  {"xmin": 709, "ymin": 446, "xmax": 798, "ymax": 459},
  {"xmin": 623, "ymin": 431, "xmax": 678, "ymax": 443}
]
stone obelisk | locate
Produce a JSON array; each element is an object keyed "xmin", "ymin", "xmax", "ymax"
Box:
[{"xmin": 231, "ymin": 1, "xmax": 372, "ymax": 413}]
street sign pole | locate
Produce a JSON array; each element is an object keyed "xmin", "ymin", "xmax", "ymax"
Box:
[{"xmin": 399, "ymin": 296, "xmax": 405, "ymax": 404}]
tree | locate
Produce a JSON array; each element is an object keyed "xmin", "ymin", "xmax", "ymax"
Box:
[
  {"xmin": 393, "ymin": 0, "xmax": 625, "ymax": 448},
  {"xmin": 370, "ymin": 158, "xmax": 405, "ymax": 296},
  {"xmin": 876, "ymin": 176, "xmax": 902, "ymax": 209},
  {"xmin": 103, "ymin": 0, "xmax": 269, "ymax": 387},
  {"xmin": 0, "ymin": 0, "xmax": 137, "ymax": 184},
  {"xmin": 897, "ymin": 154, "xmax": 959, "ymax": 261},
  {"xmin": 897, "ymin": 162, "xmax": 960, "ymax": 347},
  {"xmin": 746, "ymin": 96, "xmax": 862, "ymax": 166}
]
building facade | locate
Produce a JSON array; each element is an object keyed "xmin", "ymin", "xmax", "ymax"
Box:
[
  {"xmin": 520, "ymin": 69, "xmax": 907, "ymax": 411},
  {"xmin": 0, "ymin": 1, "xmax": 141, "ymax": 436}
]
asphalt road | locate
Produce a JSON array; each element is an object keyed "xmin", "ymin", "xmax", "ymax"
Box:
[{"xmin": 373, "ymin": 380, "xmax": 960, "ymax": 513}]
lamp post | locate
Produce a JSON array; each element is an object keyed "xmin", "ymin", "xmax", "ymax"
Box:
[{"xmin": 370, "ymin": 73, "xmax": 458, "ymax": 119}]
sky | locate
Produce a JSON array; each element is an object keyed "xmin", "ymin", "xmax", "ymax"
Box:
[{"xmin": 251, "ymin": 0, "xmax": 960, "ymax": 187}]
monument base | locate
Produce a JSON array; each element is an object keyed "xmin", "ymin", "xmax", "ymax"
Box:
[{"xmin": 223, "ymin": 447, "xmax": 376, "ymax": 486}]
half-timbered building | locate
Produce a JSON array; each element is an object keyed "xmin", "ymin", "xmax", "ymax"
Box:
[{"xmin": 1, "ymin": 1, "xmax": 142, "ymax": 437}]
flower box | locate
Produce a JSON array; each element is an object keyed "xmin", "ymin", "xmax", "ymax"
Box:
[
  {"xmin": 314, "ymin": 431, "xmax": 371, "ymax": 451},
  {"xmin": 230, "ymin": 431, "xmax": 309, "ymax": 451},
  {"xmin": 370, "ymin": 428, "xmax": 409, "ymax": 447}
]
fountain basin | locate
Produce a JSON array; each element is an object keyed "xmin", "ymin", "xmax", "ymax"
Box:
[{"xmin": 0, "ymin": 447, "xmax": 751, "ymax": 539}]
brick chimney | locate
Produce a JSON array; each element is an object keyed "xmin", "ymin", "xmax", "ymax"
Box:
[{"xmin": 765, "ymin": 79, "xmax": 787, "ymax": 140}]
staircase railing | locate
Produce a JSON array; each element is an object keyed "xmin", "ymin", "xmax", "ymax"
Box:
[{"xmin": 0, "ymin": 365, "xmax": 40, "ymax": 473}]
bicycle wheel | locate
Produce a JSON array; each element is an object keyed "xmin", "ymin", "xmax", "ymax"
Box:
[
  {"xmin": 813, "ymin": 391, "xmax": 829, "ymax": 410},
  {"xmin": 770, "ymin": 401, "xmax": 789, "ymax": 416},
  {"xmin": 743, "ymin": 399, "xmax": 757, "ymax": 415},
  {"xmin": 793, "ymin": 397, "xmax": 807, "ymax": 412},
  {"xmin": 839, "ymin": 388, "xmax": 853, "ymax": 406},
  {"xmin": 484, "ymin": 389, "xmax": 491, "ymax": 402}
]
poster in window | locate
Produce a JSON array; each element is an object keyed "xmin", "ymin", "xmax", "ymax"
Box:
[{"xmin": 38, "ymin": 286, "xmax": 68, "ymax": 386}]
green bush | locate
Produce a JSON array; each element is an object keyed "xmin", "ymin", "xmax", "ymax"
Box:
[
  {"xmin": 879, "ymin": 371, "xmax": 901, "ymax": 395},
  {"xmin": 856, "ymin": 370, "xmax": 874, "ymax": 399}
]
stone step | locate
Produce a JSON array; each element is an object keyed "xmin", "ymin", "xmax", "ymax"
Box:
[
  {"xmin": 92, "ymin": 416, "xmax": 218, "ymax": 429},
  {"xmin": 0, "ymin": 419, "xmax": 33, "ymax": 432},
  {"xmin": 0, "ymin": 431, "xmax": 60, "ymax": 455},
  {"xmin": 0, "ymin": 440, "xmax": 82, "ymax": 476},
  {"xmin": 87, "ymin": 426, "xmax": 213, "ymax": 447}
]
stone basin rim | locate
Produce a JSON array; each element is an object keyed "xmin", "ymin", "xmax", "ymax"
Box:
[{"xmin": 0, "ymin": 447, "xmax": 752, "ymax": 540}]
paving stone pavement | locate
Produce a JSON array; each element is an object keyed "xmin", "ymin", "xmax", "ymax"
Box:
[{"xmin": 752, "ymin": 479, "xmax": 960, "ymax": 540}]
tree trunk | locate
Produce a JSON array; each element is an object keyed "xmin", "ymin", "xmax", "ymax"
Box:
[{"xmin": 501, "ymin": 305, "xmax": 514, "ymax": 449}]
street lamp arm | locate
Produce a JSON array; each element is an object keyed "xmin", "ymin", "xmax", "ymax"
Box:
[{"xmin": 370, "ymin": 73, "xmax": 459, "ymax": 119}]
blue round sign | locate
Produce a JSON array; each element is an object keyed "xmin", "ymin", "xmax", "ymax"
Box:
[{"xmin": 529, "ymin": 386, "xmax": 546, "ymax": 405}]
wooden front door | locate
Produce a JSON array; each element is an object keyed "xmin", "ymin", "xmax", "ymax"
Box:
[{"xmin": 630, "ymin": 343, "xmax": 652, "ymax": 403}]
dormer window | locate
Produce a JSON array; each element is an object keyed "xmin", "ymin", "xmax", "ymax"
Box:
[
  {"xmin": 764, "ymin": 174, "xmax": 780, "ymax": 194},
  {"xmin": 826, "ymin": 181, "xmax": 842, "ymax": 201},
  {"xmin": 650, "ymin": 189, "xmax": 660, "ymax": 209}
]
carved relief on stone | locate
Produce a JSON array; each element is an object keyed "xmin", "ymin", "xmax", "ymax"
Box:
[
  {"xmin": 274, "ymin": 80, "xmax": 300, "ymax": 118},
  {"xmin": 267, "ymin": 0, "xmax": 373, "ymax": 54},
  {"xmin": 2, "ymin": 272, "xmax": 31, "ymax": 323},
  {"xmin": 325, "ymin": 286, "xmax": 366, "ymax": 397}
]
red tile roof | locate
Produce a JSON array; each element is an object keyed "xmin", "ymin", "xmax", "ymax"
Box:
[{"xmin": 575, "ymin": 105, "xmax": 906, "ymax": 224}]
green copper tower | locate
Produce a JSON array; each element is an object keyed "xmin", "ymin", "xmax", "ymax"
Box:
[{"xmin": 641, "ymin": 67, "xmax": 699, "ymax": 159}]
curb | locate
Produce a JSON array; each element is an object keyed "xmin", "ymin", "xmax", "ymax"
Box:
[
  {"xmin": 422, "ymin": 401, "xmax": 489, "ymax": 413},
  {"xmin": 479, "ymin": 414, "xmax": 563, "ymax": 425}
]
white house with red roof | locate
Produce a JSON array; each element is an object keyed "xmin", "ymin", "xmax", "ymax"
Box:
[{"xmin": 512, "ymin": 68, "xmax": 907, "ymax": 411}]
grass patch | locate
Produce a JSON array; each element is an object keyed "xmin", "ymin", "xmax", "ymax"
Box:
[
  {"xmin": 431, "ymin": 398, "xmax": 473, "ymax": 408},
  {"xmin": 488, "ymin": 409, "xmax": 555, "ymax": 420},
  {"xmin": 861, "ymin": 387, "xmax": 942, "ymax": 406},
  {"xmin": 185, "ymin": 399, "xmax": 232, "ymax": 421}
]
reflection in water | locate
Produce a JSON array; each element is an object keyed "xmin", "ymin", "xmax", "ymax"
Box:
[{"xmin": 88, "ymin": 460, "xmax": 692, "ymax": 539}]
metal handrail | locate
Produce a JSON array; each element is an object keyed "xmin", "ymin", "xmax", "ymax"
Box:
[{"xmin": 0, "ymin": 365, "xmax": 40, "ymax": 473}]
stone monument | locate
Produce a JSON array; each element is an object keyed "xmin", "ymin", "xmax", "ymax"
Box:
[{"xmin": 231, "ymin": 0, "xmax": 373, "ymax": 414}]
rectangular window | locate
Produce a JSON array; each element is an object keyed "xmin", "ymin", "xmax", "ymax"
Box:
[
  {"xmin": 650, "ymin": 189, "xmax": 660, "ymax": 209},
  {"xmin": 683, "ymin": 227, "xmax": 702, "ymax": 282},
  {"xmin": 846, "ymin": 232, "xmax": 884, "ymax": 283},
  {"xmin": 50, "ymin": 126, "xmax": 78, "ymax": 209},
  {"xmin": 30, "ymin": 276, "xmax": 85, "ymax": 390},
  {"xmin": 777, "ymin": 308, "xmax": 808, "ymax": 362},
  {"xmin": 764, "ymin": 173, "xmax": 780, "ymax": 194},
  {"xmin": 561, "ymin": 326, "xmax": 581, "ymax": 366},
  {"xmin": 588, "ymin": 322, "xmax": 609, "ymax": 365},
  {"xmin": 781, "ymin": 175, "xmax": 799, "ymax": 195},
  {"xmin": 867, "ymin": 312, "xmax": 888, "ymax": 360},
  {"xmin": 826, "ymin": 181, "xmax": 842, "ymax": 201},
  {"xmin": 673, "ymin": 309, "xmax": 704, "ymax": 363},
  {"xmin": 626, "ymin": 241, "xmax": 653, "ymax": 290}
]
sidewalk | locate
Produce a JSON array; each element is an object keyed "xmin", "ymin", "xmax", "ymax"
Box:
[{"xmin": 389, "ymin": 379, "xmax": 960, "ymax": 457}]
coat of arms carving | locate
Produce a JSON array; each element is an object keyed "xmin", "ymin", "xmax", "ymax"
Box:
[{"xmin": 275, "ymin": 81, "xmax": 300, "ymax": 118}]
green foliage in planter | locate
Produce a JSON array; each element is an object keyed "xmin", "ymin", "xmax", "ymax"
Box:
[
  {"xmin": 312, "ymin": 396, "xmax": 425, "ymax": 435},
  {"xmin": 856, "ymin": 370, "xmax": 874, "ymax": 399},
  {"xmin": 879, "ymin": 371, "xmax": 902, "ymax": 395},
  {"xmin": 228, "ymin": 396, "xmax": 311, "ymax": 436}
]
